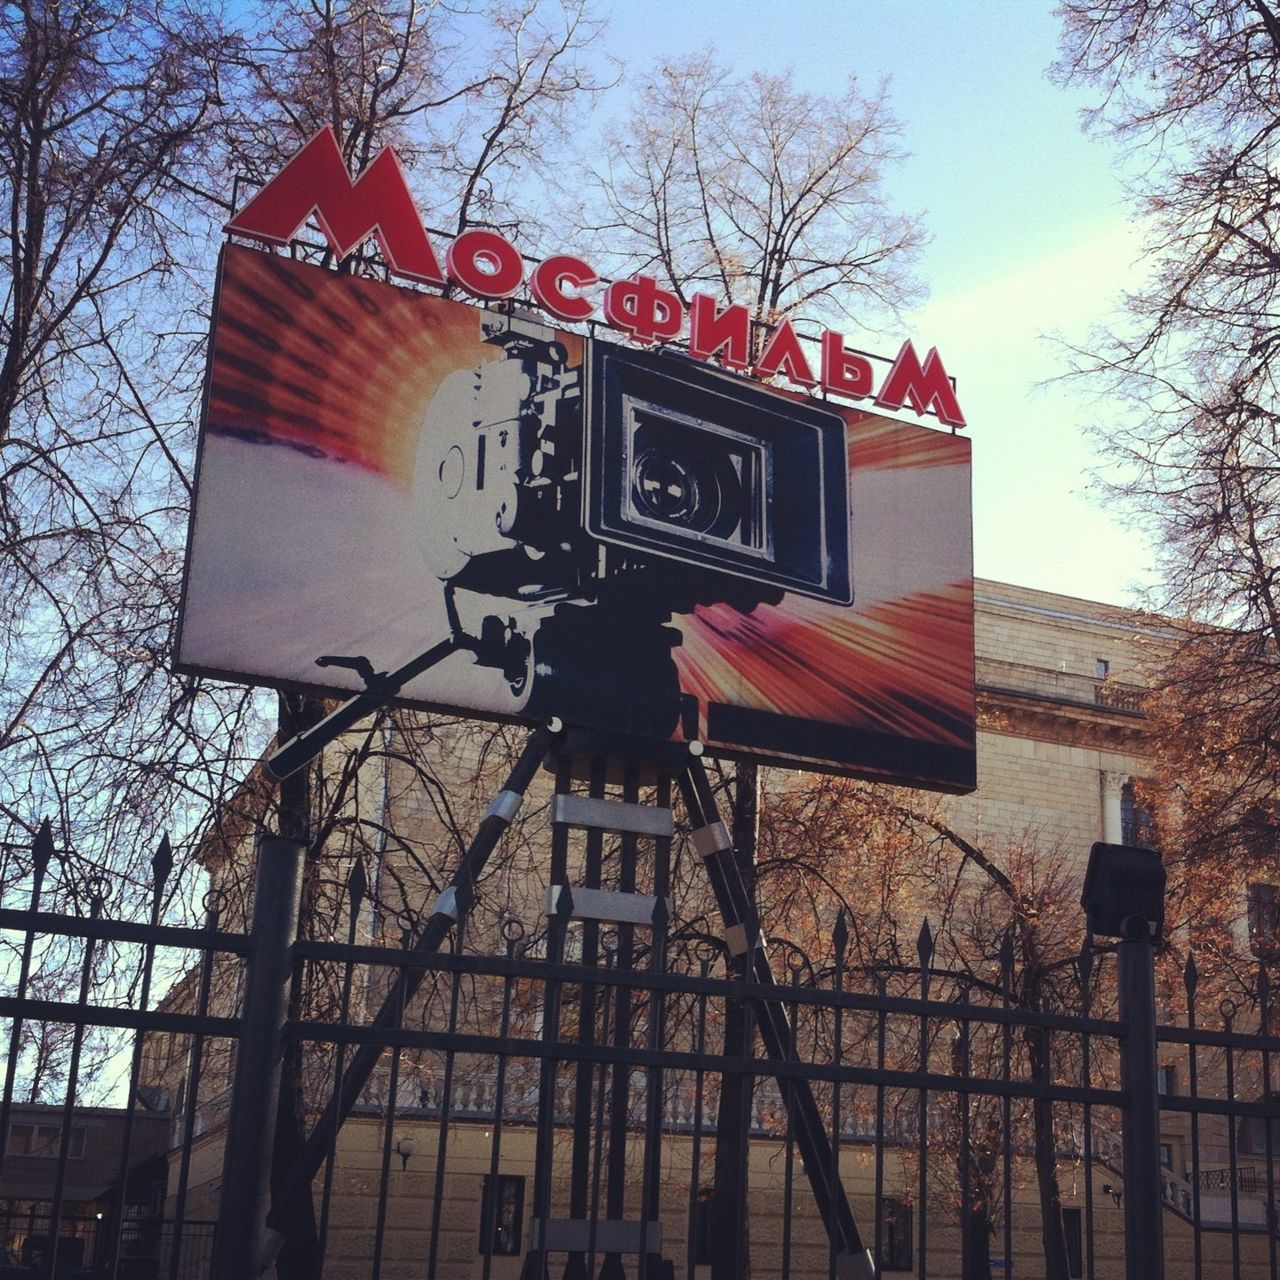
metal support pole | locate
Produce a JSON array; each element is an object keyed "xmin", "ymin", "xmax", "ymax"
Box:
[
  {"xmin": 712, "ymin": 763, "xmax": 757, "ymax": 1280},
  {"xmin": 681, "ymin": 758, "xmax": 875, "ymax": 1280},
  {"xmin": 264, "ymin": 725, "xmax": 556, "ymax": 1259},
  {"xmin": 1118, "ymin": 914, "xmax": 1165, "ymax": 1280},
  {"xmin": 211, "ymin": 835, "xmax": 305, "ymax": 1280}
]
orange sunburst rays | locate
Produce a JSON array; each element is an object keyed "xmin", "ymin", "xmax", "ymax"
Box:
[
  {"xmin": 676, "ymin": 586, "xmax": 974, "ymax": 748},
  {"xmin": 206, "ymin": 245, "xmax": 584, "ymax": 486}
]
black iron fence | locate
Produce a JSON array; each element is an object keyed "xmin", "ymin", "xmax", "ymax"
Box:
[
  {"xmin": 0, "ymin": 1211, "xmax": 215, "ymax": 1279},
  {"xmin": 1, "ymin": 794, "xmax": 1278, "ymax": 1280}
]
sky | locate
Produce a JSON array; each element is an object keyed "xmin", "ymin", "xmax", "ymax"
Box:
[{"xmin": 590, "ymin": 0, "xmax": 1158, "ymax": 608}]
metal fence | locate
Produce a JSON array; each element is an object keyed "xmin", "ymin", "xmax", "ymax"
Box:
[
  {"xmin": 1, "ymin": 760, "xmax": 1278, "ymax": 1280},
  {"xmin": 0, "ymin": 1210, "xmax": 215, "ymax": 1279}
]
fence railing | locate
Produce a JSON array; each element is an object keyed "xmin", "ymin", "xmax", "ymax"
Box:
[
  {"xmin": 975, "ymin": 655, "xmax": 1147, "ymax": 714},
  {"xmin": 1194, "ymin": 1166, "xmax": 1260, "ymax": 1194},
  {"xmin": 1, "ymin": 818, "xmax": 1278, "ymax": 1280}
]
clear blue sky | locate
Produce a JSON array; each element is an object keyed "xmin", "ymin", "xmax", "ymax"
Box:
[{"xmin": 591, "ymin": 1, "xmax": 1157, "ymax": 607}]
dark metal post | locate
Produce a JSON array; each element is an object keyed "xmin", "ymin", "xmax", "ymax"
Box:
[
  {"xmin": 212, "ymin": 835, "xmax": 305, "ymax": 1280},
  {"xmin": 266, "ymin": 725, "xmax": 556, "ymax": 1254},
  {"xmin": 711, "ymin": 762, "xmax": 757, "ymax": 1280},
  {"xmin": 1118, "ymin": 913, "xmax": 1164, "ymax": 1280}
]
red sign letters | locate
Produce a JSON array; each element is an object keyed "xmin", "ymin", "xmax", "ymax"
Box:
[{"xmin": 226, "ymin": 128, "xmax": 967, "ymax": 429}]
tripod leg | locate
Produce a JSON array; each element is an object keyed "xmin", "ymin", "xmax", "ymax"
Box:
[
  {"xmin": 262, "ymin": 724, "xmax": 558, "ymax": 1265},
  {"xmin": 679, "ymin": 757, "xmax": 876, "ymax": 1280}
]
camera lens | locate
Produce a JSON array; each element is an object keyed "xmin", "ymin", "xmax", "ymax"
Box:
[
  {"xmin": 633, "ymin": 452, "xmax": 723, "ymax": 531},
  {"xmin": 629, "ymin": 411, "xmax": 758, "ymax": 546}
]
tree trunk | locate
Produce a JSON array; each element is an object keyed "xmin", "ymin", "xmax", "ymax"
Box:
[
  {"xmin": 1026, "ymin": 1015, "xmax": 1069, "ymax": 1280},
  {"xmin": 962, "ymin": 1207, "xmax": 992, "ymax": 1280}
]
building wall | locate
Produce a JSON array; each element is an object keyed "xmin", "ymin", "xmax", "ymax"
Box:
[
  {"xmin": 163, "ymin": 1112, "xmax": 1280, "ymax": 1280},
  {"xmin": 146, "ymin": 577, "xmax": 1280, "ymax": 1277},
  {"xmin": 959, "ymin": 578, "xmax": 1158, "ymax": 871}
]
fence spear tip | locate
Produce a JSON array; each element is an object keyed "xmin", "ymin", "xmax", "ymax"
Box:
[
  {"xmin": 999, "ymin": 928, "xmax": 1015, "ymax": 975},
  {"xmin": 347, "ymin": 857, "xmax": 368, "ymax": 908},
  {"xmin": 152, "ymin": 834, "xmax": 173, "ymax": 888},
  {"xmin": 1076, "ymin": 935, "xmax": 1092, "ymax": 988},
  {"xmin": 33, "ymin": 817, "xmax": 54, "ymax": 871},
  {"xmin": 832, "ymin": 908, "xmax": 849, "ymax": 960},
  {"xmin": 916, "ymin": 918, "xmax": 934, "ymax": 969}
]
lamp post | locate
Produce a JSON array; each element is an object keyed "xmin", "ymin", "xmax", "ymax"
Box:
[{"xmin": 1082, "ymin": 842, "xmax": 1166, "ymax": 1280}]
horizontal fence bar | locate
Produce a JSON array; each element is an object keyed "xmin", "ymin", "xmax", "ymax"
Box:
[
  {"xmin": 0, "ymin": 907, "xmax": 249, "ymax": 955},
  {"xmin": 290, "ymin": 942, "xmax": 1127, "ymax": 1036},
  {"xmin": 1160, "ymin": 1095, "xmax": 1280, "ymax": 1120},
  {"xmin": 0, "ymin": 996, "xmax": 242, "ymax": 1038},
  {"xmin": 1156, "ymin": 1024, "xmax": 1280, "ymax": 1054},
  {"xmin": 284, "ymin": 1018, "xmax": 1129, "ymax": 1106}
]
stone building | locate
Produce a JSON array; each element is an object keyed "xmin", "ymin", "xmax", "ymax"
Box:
[
  {"xmin": 0, "ymin": 1102, "xmax": 174, "ymax": 1274},
  {"xmin": 965, "ymin": 578, "xmax": 1156, "ymax": 857},
  {"xmin": 132, "ymin": 577, "xmax": 1278, "ymax": 1278}
]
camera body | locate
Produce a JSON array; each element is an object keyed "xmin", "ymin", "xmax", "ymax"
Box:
[{"xmin": 412, "ymin": 314, "xmax": 852, "ymax": 737}]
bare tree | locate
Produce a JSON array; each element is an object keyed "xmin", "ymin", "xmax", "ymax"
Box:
[
  {"xmin": 1053, "ymin": 2, "xmax": 1280, "ymax": 858},
  {"xmin": 580, "ymin": 51, "xmax": 925, "ymax": 333},
  {"xmin": 0, "ymin": 0, "xmax": 229, "ymax": 445},
  {"xmin": 224, "ymin": 0, "xmax": 606, "ymax": 242},
  {"xmin": 0, "ymin": 0, "xmax": 273, "ymax": 901}
]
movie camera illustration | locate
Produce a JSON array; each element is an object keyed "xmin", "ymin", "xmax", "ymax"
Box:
[
  {"xmin": 411, "ymin": 312, "xmax": 853, "ymax": 738},
  {"xmin": 177, "ymin": 244, "xmax": 973, "ymax": 788},
  {"xmin": 267, "ymin": 310, "xmax": 853, "ymax": 777}
]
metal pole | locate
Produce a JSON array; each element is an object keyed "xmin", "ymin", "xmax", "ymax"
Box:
[
  {"xmin": 265, "ymin": 725, "xmax": 557, "ymax": 1255},
  {"xmin": 712, "ymin": 761, "xmax": 757, "ymax": 1280},
  {"xmin": 681, "ymin": 757, "xmax": 875, "ymax": 1279},
  {"xmin": 211, "ymin": 835, "xmax": 305, "ymax": 1280},
  {"xmin": 1118, "ymin": 914, "xmax": 1164, "ymax": 1280}
]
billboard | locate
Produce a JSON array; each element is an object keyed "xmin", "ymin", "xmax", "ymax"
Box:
[{"xmin": 177, "ymin": 243, "xmax": 975, "ymax": 790}]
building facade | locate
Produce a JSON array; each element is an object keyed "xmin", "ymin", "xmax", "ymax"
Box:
[{"xmin": 118, "ymin": 577, "xmax": 1279, "ymax": 1277}]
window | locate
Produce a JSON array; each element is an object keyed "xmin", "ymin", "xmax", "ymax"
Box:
[
  {"xmin": 6, "ymin": 1122, "xmax": 85, "ymax": 1158},
  {"xmin": 478, "ymin": 1174, "xmax": 524, "ymax": 1257},
  {"xmin": 1062, "ymin": 1207, "xmax": 1083, "ymax": 1278},
  {"xmin": 1157, "ymin": 1065, "xmax": 1177, "ymax": 1096},
  {"xmin": 1120, "ymin": 781, "xmax": 1156, "ymax": 847},
  {"xmin": 1238, "ymin": 1093, "xmax": 1280, "ymax": 1156},
  {"xmin": 692, "ymin": 1187, "xmax": 713, "ymax": 1265},
  {"xmin": 1248, "ymin": 883, "xmax": 1280, "ymax": 960},
  {"xmin": 878, "ymin": 1197, "xmax": 912, "ymax": 1271},
  {"xmin": 1096, "ymin": 658, "xmax": 1110, "ymax": 679}
]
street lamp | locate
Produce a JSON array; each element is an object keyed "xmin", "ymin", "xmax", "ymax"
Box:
[{"xmin": 1081, "ymin": 842, "xmax": 1166, "ymax": 941}]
